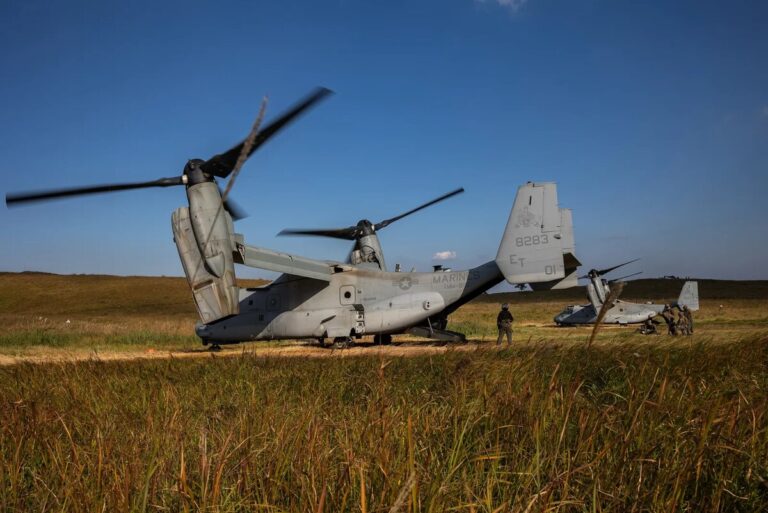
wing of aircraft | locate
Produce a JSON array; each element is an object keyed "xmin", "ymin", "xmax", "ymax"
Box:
[{"xmin": 234, "ymin": 243, "xmax": 348, "ymax": 282}]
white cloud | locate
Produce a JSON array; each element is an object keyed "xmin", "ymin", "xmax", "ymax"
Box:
[
  {"xmin": 476, "ymin": 0, "xmax": 529, "ymax": 12},
  {"xmin": 433, "ymin": 250, "xmax": 457, "ymax": 261}
]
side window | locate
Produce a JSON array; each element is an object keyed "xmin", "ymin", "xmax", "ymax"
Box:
[
  {"xmin": 267, "ymin": 295, "xmax": 280, "ymax": 311},
  {"xmin": 339, "ymin": 285, "xmax": 355, "ymax": 305}
]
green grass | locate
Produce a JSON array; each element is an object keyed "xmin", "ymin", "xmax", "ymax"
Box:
[
  {"xmin": 1, "ymin": 338, "xmax": 767, "ymax": 512},
  {"xmin": 0, "ymin": 329, "xmax": 201, "ymax": 354}
]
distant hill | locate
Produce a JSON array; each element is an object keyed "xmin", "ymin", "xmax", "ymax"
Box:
[
  {"xmin": 480, "ymin": 278, "xmax": 768, "ymax": 304},
  {"xmin": 0, "ymin": 272, "xmax": 267, "ymax": 318},
  {"xmin": 1, "ymin": 273, "xmax": 765, "ymax": 319}
]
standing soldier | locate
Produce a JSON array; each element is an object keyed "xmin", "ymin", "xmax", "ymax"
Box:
[
  {"xmin": 496, "ymin": 303, "xmax": 514, "ymax": 345},
  {"xmin": 661, "ymin": 305, "xmax": 676, "ymax": 335},
  {"xmin": 682, "ymin": 305, "xmax": 694, "ymax": 334},
  {"xmin": 676, "ymin": 306, "xmax": 689, "ymax": 335}
]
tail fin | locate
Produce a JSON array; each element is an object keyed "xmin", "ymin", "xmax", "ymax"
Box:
[
  {"xmin": 530, "ymin": 207, "xmax": 581, "ymax": 290},
  {"xmin": 496, "ymin": 182, "xmax": 577, "ymax": 287},
  {"xmin": 676, "ymin": 281, "xmax": 699, "ymax": 311}
]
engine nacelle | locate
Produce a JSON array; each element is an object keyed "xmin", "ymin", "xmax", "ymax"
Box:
[
  {"xmin": 186, "ymin": 182, "xmax": 236, "ymax": 278},
  {"xmin": 172, "ymin": 183, "xmax": 239, "ymax": 324}
]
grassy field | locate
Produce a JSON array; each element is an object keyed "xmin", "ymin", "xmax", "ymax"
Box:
[
  {"xmin": 2, "ymin": 338, "xmax": 767, "ymax": 511},
  {"xmin": 1, "ymin": 272, "xmax": 766, "ymax": 356},
  {"xmin": 0, "ymin": 273, "xmax": 267, "ymax": 356},
  {"xmin": 0, "ymin": 273, "xmax": 767, "ymax": 511}
]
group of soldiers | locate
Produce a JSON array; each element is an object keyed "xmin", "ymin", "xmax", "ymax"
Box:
[
  {"xmin": 640, "ymin": 304, "xmax": 694, "ymax": 336},
  {"xmin": 661, "ymin": 304, "xmax": 694, "ymax": 335}
]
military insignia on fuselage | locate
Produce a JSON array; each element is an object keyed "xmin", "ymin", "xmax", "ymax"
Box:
[
  {"xmin": 514, "ymin": 206, "xmax": 538, "ymax": 228},
  {"xmin": 393, "ymin": 276, "xmax": 418, "ymax": 290}
]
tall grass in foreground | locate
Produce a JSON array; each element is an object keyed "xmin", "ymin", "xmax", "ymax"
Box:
[{"xmin": 1, "ymin": 338, "xmax": 767, "ymax": 512}]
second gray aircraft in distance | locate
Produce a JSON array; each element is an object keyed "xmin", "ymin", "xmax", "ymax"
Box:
[{"xmin": 553, "ymin": 260, "xmax": 699, "ymax": 326}]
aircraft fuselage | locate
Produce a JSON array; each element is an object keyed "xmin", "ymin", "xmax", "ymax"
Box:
[
  {"xmin": 554, "ymin": 300, "xmax": 664, "ymax": 326},
  {"xmin": 196, "ymin": 261, "xmax": 504, "ymax": 343}
]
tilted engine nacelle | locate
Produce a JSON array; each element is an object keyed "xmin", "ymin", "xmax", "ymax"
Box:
[
  {"xmin": 172, "ymin": 181, "xmax": 239, "ymax": 324},
  {"xmin": 349, "ymin": 233, "xmax": 387, "ymax": 270}
]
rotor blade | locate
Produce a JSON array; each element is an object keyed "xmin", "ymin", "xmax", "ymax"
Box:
[
  {"xmin": 213, "ymin": 184, "xmax": 248, "ymax": 221},
  {"xmin": 277, "ymin": 227, "xmax": 358, "ymax": 240},
  {"xmin": 610, "ymin": 271, "xmax": 643, "ymax": 283},
  {"xmin": 221, "ymin": 96, "xmax": 268, "ymax": 203},
  {"xmin": 374, "ymin": 187, "xmax": 465, "ymax": 231},
  {"xmin": 223, "ymin": 198, "xmax": 248, "ymax": 221},
  {"xmin": 201, "ymin": 87, "xmax": 333, "ymax": 178},
  {"xmin": 6, "ymin": 176, "xmax": 184, "ymax": 206},
  {"xmin": 594, "ymin": 258, "xmax": 640, "ymax": 277}
]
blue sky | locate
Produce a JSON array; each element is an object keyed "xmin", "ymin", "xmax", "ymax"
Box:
[{"xmin": 1, "ymin": 0, "xmax": 766, "ymax": 282}]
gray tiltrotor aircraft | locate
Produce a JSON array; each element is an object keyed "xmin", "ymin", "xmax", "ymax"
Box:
[
  {"xmin": 554, "ymin": 260, "xmax": 699, "ymax": 326},
  {"xmin": 6, "ymin": 88, "xmax": 579, "ymax": 347}
]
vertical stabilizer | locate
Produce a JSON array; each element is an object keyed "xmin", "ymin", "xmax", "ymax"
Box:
[
  {"xmin": 551, "ymin": 208, "xmax": 581, "ymax": 289},
  {"xmin": 677, "ymin": 281, "xmax": 699, "ymax": 311},
  {"xmin": 496, "ymin": 182, "xmax": 567, "ymax": 285},
  {"xmin": 559, "ymin": 208, "xmax": 576, "ymax": 255}
]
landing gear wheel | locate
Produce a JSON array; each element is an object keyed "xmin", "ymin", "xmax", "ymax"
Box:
[
  {"xmin": 209, "ymin": 344, "xmax": 222, "ymax": 352},
  {"xmin": 373, "ymin": 334, "xmax": 392, "ymax": 346},
  {"xmin": 332, "ymin": 337, "xmax": 353, "ymax": 349}
]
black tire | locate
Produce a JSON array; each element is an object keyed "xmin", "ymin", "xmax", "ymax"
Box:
[{"xmin": 332, "ymin": 337, "xmax": 353, "ymax": 349}]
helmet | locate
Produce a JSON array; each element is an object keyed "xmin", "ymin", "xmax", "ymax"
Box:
[{"xmin": 502, "ymin": 304, "xmax": 509, "ymax": 309}]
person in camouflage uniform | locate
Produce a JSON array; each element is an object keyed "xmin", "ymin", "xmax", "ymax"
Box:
[
  {"xmin": 682, "ymin": 305, "xmax": 694, "ymax": 334},
  {"xmin": 661, "ymin": 305, "xmax": 677, "ymax": 335},
  {"xmin": 496, "ymin": 303, "xmax": 513, "ymax": 345},
  {"xmin": 676, "ymin": 306, "xmax": 690, "ymax": 335},
  {"xmin": 638, "ymin": 318, "xmax": 658, "ymax": 335}
]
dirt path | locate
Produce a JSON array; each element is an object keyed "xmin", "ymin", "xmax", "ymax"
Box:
[
  {"xmin": 0, "ymin": 341, "xmax": 495, "ymax": 366},
  {"xmin": 2, "ymin": 326, "xmax": 763, "ymax": 367}
]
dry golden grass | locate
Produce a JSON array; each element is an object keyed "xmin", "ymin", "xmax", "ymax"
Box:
[
  {"xmin": 0, "ymin": 273, "xmax": 767, "ymax": 511},
  {"xmin": 2, "ymin": 338, "xmax": 767, "ymax": 511}
]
